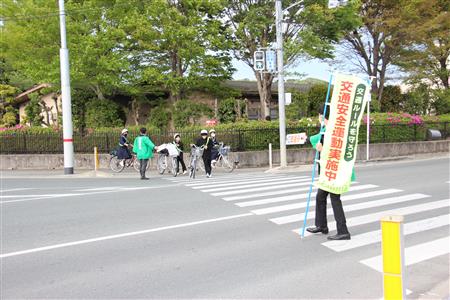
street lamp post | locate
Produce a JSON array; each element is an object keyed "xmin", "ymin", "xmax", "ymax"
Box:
[
  {"xmin": 58, "ymin": 0, "xmax": 74, "ymax": 175},
  {"xmin": 275, "ymin": 0, "xmax": 346, "ymax": 168}
]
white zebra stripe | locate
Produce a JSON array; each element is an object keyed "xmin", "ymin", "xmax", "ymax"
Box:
[
  {"xmin": 193, "ymin": 176, "xmax": 307, "ymax": 190},
  {"xmin": 272, "ymin": 193, "xmax": 427, "ymax": 225},
  {"xmin": 296, "ymin": 198, "xmax": 448, "ymax": 237},
  {"xmin": 360, "ymin": 236, "xmax": 450, "ymax": 272},
  {"xmin": 252, "ymin": 189, "xmax": 402, "ymax": 215},
  {"xmin": 236, "ymin": 184, "xmax": 377, "ymax": 208},
  {"xmin": 216, "ymin": 180, "xmax": 319, "ymax": 198},
  {"xmin": 322, "ymin": 213, "xmax": 450, "ymax": 252},
  {"xmin": 202, "ymin": 178, "xmax": 312, "ymax": 193}
]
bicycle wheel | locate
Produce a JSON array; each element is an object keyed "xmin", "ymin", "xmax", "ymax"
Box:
[
  {"xmin": 171, "ymin": 157, "xmax": 178, "ymax": 177},
  {"xmin": 109, "ymin": 156, "xmax": 125, "ymax": 173},
  {"xmin": 133, "ymin": 157, "xmax": 140, "ymax": 172},
  {"xmin": 189, "ymin": 156, "xmax": 196, "ymax": 179},
  {"xmin": 157, "ymin": 155, "xmax": 167, "ymax": 175},
  {"xmin": 221, "ymin": 156, "xmax": 234, "ymax": 173}
]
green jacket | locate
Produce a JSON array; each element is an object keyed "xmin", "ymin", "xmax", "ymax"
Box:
[
  {"xmin": 310, "ymin": 128, "xmax": 356, "ymax": 182},
  {"xmin": 133, "ymin": 135, "xmax": 155, "ymax": 160}
]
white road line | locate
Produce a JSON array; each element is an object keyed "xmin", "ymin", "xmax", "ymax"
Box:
[
  {"xmin": 201, "ymin": 178, "xmax": 311, "ymax": 193},
  {"xmin": 296, "ymin": 198, "xmax": 448, "ymax": 237},
  {"xmin": 1, "ymin": 193, "xmax": 82, "ymax": 199},
  {"xmin": 0, "ymin": 213, "xmax": 254, "ymax": 258},
  {"xmin": 74, "ymin": 187, "xmax": 121, "ymax": 192},
  {"xmin": 272, "ymin": 193, "xmax": 427, "ymax": 225},
  {"xmin": 223, "ymin": 186, "xmax": 318, "ymax": 201},
  {"xmin": 323, "ymin": 214, "xmax": 450, "ymax": 252},
  {"xmin": 190, "ymin": 175, "xmax": 300, "ymax": 189},
  {"xmin": 360, "ymin": 236, "xmax": 450, "ymax": 272},
  {"xmin": 185, "ymin": 174, "xmax": 287, "ymax": 187},
  {"xmin": 237, "ymin": 184, "xmax": 377, "ymax": 208},
  {"xmin": 252, "ymin": 189, "xmax": 402, "ymax": 215},
  {"xmin": 215, "ymin": 180, "xmax": 318, "ymax": 197},
  {"xmin": 172, "ymin": 174, "xmax": 283, "ymax": 185},
  {"xmin": 189, "ymin": 175, "xmax": 302, "ymax": 189},
  {"xmin": 0, "ymin": 188, "xmax": 33, "ymax": 193}
]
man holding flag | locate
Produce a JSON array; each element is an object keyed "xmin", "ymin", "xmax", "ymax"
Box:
[{"xmin": 306, "ymin": 74, "xmax": 370, "ymax": 241}]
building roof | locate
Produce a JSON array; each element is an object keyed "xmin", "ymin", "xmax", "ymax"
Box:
[
  {"xmin": 15, "ymin": 83, "xmax": 52, "ymax": 104},
  {"xmin": 222, "ymin": 79, "xmax": 322, "ymax": 95}
]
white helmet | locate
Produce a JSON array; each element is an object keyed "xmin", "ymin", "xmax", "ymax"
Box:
[
  {"xmin": 174, "ymin": 133, "xmax": 180, "ymax": 139},
  {"xmin": 200, "ymin": 129, "xmax": 208, "ymax": 135},
  {"xmin": 209, "ymin": 129, "xmax": 216, "ymax": 134},
  {"xmin": 121, "ymin": 128, "xmax": 128, "ymax": 134}
]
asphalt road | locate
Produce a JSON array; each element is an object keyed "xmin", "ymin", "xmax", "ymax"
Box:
[{"xmin": 1, "ymin": 156, "xmax": 449, "ymax": 299}]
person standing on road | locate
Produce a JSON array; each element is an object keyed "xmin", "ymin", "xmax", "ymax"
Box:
[
  {"xmin": 173, "ymin": 133, "xmax": 187, "ymax": 175},
  {"xmin": 307, "ymin": 107, "xmax": 352, "ymax": 240},
  {"xmin": 209, "ymin": 129, "xmax": 220, "ymax": 166},
  {"xmin": 196, "ymin": 129, "xmax": 214, "ymax": 178},
  {"xmin": 117, "ymin": 129, "xmax": 132, "ymax": 164},
  {"xmin": 133, "ymin": 127, "xmax": 156, "ymax": 180}
]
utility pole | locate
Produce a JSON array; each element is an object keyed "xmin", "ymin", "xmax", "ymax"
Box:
[
  {"xmin": 275, "ymin": 0, "xmax": 287, "ymax": 168},
  {"xmin": 58, "ymin": 0, "xmax": 74, "ymax": 174}
]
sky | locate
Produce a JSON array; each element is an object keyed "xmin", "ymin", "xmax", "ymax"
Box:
[{"xmin": 232, "ymin": 58, "xmax": 336, "ymax": 82}]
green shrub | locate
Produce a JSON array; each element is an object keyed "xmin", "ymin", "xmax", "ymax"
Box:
[
  {"xmin": 147, "ymin": 105, "xmax": 171, "ymax": 130},
  {"xmin": 173, "ymin": 99, "xmax": 213, "ymax": 128},
  {"xmin": 85, "ymin": 99, "xmax": 125, "ymax": 128},
  {"xmin": 433, "ymin": 89, "xmax": 450, "ymax": 115}
]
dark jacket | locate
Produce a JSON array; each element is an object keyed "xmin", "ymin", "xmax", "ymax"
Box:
[
  {"xmin": 174, "ymin": 141, "xmax": 185, "ymax": 153},
  {"xmin": 196, "ymin": 137, "xmax": 214, "ymax": 158},
  {"xmin": 117, "ymin": 135, "xmax": 132, "ymax": 159}
]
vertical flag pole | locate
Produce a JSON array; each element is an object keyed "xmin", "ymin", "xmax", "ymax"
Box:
[{"xmin": 301, "ymin": 73, "xmax": 333, "ymax": 238}]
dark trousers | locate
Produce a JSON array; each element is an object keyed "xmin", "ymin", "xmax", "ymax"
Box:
[
  {"xmin": 139, "ymin": 159, "xmax": 149, "ymax": 178},
  {"xmin": 315, "ymin": 188, "xmax": 349, "ymax": 234},
  {"xmin": 203, "ymin": 155, "xmax": 212, "ymax": 175},
  {"xmin": 177, "ymin": 152, "xmax": 187, "ymax": 172}
]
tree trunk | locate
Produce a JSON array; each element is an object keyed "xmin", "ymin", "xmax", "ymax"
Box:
[
  {"xmin": 255, "ymin": 71, "xmax": 273, "ymax": 120},
  {"xmin": 131, "ymin": 99, "xmax": 140, "ymax": 125}
]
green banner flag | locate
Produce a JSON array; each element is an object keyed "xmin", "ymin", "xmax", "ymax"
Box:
[{"xmin": 317, "ymin": 74, "xmax": 370, "ymax": 194}]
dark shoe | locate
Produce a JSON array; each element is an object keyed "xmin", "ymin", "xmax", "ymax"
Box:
[
  {"xmin": 306, "ymin": 226, "xmax": 329, "ymax": 234},
  {"xmin": 327, "ymin": 233, "xmax": 351, "ymax": 240},
  {"xmin": 141, "ymin": 177, "xmax": 150, "ymax": 180}
]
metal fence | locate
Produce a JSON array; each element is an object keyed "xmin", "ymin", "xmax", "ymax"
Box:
[{"xmin": 0, "ymin": 122, "xmax": 448, "ymax": 154}]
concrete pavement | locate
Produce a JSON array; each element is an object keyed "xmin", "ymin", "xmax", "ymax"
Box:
[{"xmin": 1, "ymin": 156, "xmax": 449, "ymax": 298}]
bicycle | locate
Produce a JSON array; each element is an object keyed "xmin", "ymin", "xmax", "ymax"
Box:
[
  {"xmin": 212, "ymin": 143, "xmax": 234, "ymax": 172},
  {"xmin": 109, "ymin": 147, "xmax": 147, "ymax": 173},
  {"xmin": 189, "ymin": 145, "xmax": 204, "ymax": 179},
  {"xmin": 156, "ymin": 143, "xmax": 179, "ymax": 177}
]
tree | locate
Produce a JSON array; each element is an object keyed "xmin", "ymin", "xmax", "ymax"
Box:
[
  {"xmin": 393, "ymin": 0, "xmax": 449, "ymax": 90},
  {"xmin": 380, "ymin": 85, "xmax": 405, "ymax": 112},
  {"xmin": 1, "ymin": 1, "xmax": 132, "ymax": 100},
  {"xmin": 0, "ymin": 84, "xmax": 19, "ymax": 126},
  {"xmin": 121, "ymin": 0, "xmax": 234, "ymax": 103},
  {"xmin": 224, "ymin": 0, "xmax": 359, "ymax": 119},
  {"xmin": 340, "ymin": 0, "xmax": 414, "ymax": 104}
]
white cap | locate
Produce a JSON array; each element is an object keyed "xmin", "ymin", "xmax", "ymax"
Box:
[
  {"xmin": 174, "ymin": 133, "xmax": 180, "ymax": 139},
  {"xmin": 209, "ymin": 129, "xmax": 216, "ymax": 133},
  {"xmin": 200, "ymin": 129, "xmax": 208, "ymax": 135},
  {"xmin": 121, "ymin": 128, "xmax": 128, "ymax": 134}
]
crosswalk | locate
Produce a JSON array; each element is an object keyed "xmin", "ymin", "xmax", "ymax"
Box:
[{"xmin": 164, "ymin": 172, "xmax": 450, "ymax": 288}]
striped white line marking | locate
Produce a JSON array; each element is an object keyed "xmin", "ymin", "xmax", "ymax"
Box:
[
  {"xmin": 296, "ymin": 198, "xmax": 448, "ymax": 237},
  {"xmin": 223, "ymin": 181, "xmax": 359, "ymax": 201},
  {"xmin": 272, "ymin": 193, "xmax": 427, "ymax": 225},
  {"xmin": 185, "ymin": 174, "xmax": 288, "ymax": 187},
  {"xmin": 360, "ymin": 236, "xmax": 450, "ymax": 272},
  {"xmin": 0, "ymin": 188, "xmax": 33, "ymax": 193},
  {"xmin": 1, "ymin": 193, "xmax": 82, "ymax": 199},
  {"xmin": 0, "ymin": 213, "xmax": 254, "ymax": 258},
  {"xmin": 192, "ymin": 176, "xmax": 306, "ymax": 190},
  {"xmin": 216, "ymin": 180, "xmax": 318, "ymax": 197},
  {"xmin": 202, "ymin": 178, "xmax": 312, "ymax": 193},
  {"xmin": 172, "ymin": 174, "xmax": 283, "ymax": 185},
  {"xmin": 252, "ymin": 189, "xmax": 402, "ymax": 216},
  {"xmin": 323, "ymin": 213, "xmax": 450, "ymax": 252},
  {"xmin": 237, "ymin": 184, "xmax": 377, "ymax": 208}
]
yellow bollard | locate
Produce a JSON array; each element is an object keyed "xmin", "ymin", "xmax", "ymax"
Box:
[
  {"xmin": 381, "ymin": 215, "xmax": 405, "ymax": 300},
  {"xmin": 94, "ymin": 147, "xmax": 99, "ymax": 171}
]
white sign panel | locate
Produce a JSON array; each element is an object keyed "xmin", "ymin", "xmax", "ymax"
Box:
[
  {"xmin": 285, "ymin": 92, "xmax": 292, "ymax": 105},
  {"xmin": 286, "ymin": 133, "xmax": 307, "ymax": 145}
]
